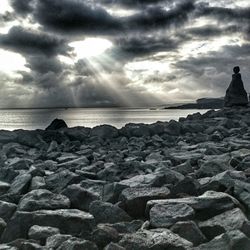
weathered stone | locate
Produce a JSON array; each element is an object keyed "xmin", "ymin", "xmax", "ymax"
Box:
[
  {"xmin": 0, "ymin": 200, "xmax": 17, "ymax": 222},
  {"xmin": 104, "ymin": 242, "xmax": 125, "ymax": 250},
  {"xmin": 119, "ymin": 187, "xmax": 170, "ymax": 218},
  {"xmin": 8, "ymin": 174, "xmax": 31, "ymax": 196},
  {"xmin": 0, "ymin": 218, "xmax": 6, "ymax": 237},
  {"xmin": 30, "ymin": 177, "xmax": 46, "ymax": 190},
  {"xmin": 46, "ymin": 234, "xmax": 72, "ymax": 249},
  {"xmin": 18, "ymin": 189, "xmax": 70, "ymax": 211},
  {"xmin": 150, "ymin": 203, "xmax": 195, "ymax": 228},
  {"xmin": 171, "ymin": 221, "xmax": 206, "ymax": 246},
  {"xmin": 1, "ymin": 209, "xmax": 95, "ymax": 243},
  {"xmin": 91, "ymin": 125, "xmax": 118, "ymax": 139},
  {"xmin": 28, "ymin": 225, "xmax": 60, "ymax": 245},
  {"xmin": 62, "ymin": 184, "xmax": 99, "ymax": 211},
  {"xmin": 198, "ymin": 208, "xmax": 248, "ymax": 240},
  {"xmin": 0, "ymin": 181, "xmax": 10, "ymax": 195},
  {"xmin": 89, "ymin": 200, "xmax": 131, "ymax": 224},
  {"xmin": 119, "ymin": 229, "xmax": 193, "ymax": 250},
  {"xmin": 57, "ymin": 238, "xmax": 98, "ymax": 250}
]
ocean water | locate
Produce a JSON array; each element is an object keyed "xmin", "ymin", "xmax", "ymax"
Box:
[{"xmin": 0, "ymin": 108, "xmax": 209, "ymax": 131}]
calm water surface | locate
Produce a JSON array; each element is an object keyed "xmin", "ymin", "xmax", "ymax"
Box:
[{"xmin": 0, "ymin": 108, "xmax": 209, "ymax": 130}]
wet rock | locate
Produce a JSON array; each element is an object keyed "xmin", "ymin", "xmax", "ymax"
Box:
[
  {"xmin": 0, "ymin": 218, "xmax": 6, "ymax": 237},
  {"xmin": 28, "ymin": 225, "xmax": 60, "ymax": 245},
  {"xmin": 18, "ymin": 189, "xmax": 70, "ymax": 211},
  {"xmin": 171, "ymin": 221, "xmax": 206, "ymax": 246},
  {"xmin": 119, "ymin": 187, "xmax": 170, "ymax": 218},
  {"xmin": 0, "ymin": 200, "xmax": 17, "ymax": 222},
  {"xmin": 104, "ymin": 242, "xmax": 125, "ymax": 250},
  {"xmin": 119, "ymin": 229, "xmax": 193, "ymax": 250},
  {"xmin": 30, "ymin": 177, "xmax": 46, "ymax": 190},
  {"xmin": 0, "ymin": 181, "xmax": 10, "ymax": 195},
  {"xmin": 0, "ymin": 130, "xmax": 18, "ymax": 143},
  {"xmin": 91, "ymin": 125, "xmax": 118, "ymax": 139},
  {"xmin": 62, "ymin": 184, "xmax": 99, "ymax": 211},
  {"xmin": 150, "ymin": 203, "xmax": 195, "ymax": 228},
  {"xmin": 89, "ymin": 200, "xmax": 131, "ymax": 224},
  {"xmin": 45, "ymin": 234, "xmax": 72, "ymax": 249},
  {"xmin": 45, "ymin": 119, "xmax": 68, "ymax": 131}
]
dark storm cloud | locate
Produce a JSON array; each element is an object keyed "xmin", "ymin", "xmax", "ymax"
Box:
[
  {"xmin": 124, "ymin": 1, "xmax": 195, "ymax": 31},
  {"xmin": 113, "ymin": 35, "xmax": 178, "ymax": 58},
  {"xmin": 34, "ymin": 0, "xmax": 122, "ymax": 34},
  {"xmin": 0, "ymin": 12, "xmax": 15, "ymax": 23},
  {"xmin": 11, "ymin": 0, "xmax": 34, "ymax": 15},
  {"xmin": 0, "ymin": 26, "xmax": 71, "ymax": 56}
]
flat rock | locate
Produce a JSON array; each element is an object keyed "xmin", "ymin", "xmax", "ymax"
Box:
[
  {"xmin": 150, "ymin": 203, "xmax": 195, "ymax": 228},
  {"xmin": 8, "ymin": 173, "xmax": 31, "ymax": 196},
  {"xmin": 119, "ymin": 187, "xmax": 170, "ymax": 218},
  {"xmin": 57, "ymin": 238, "xmax": 98, "ymax": 250},
  {"xmin": 119, "ymin": 229, "xmax": 193, "ymax": 250},
  {"xmin": 18, "ymin": 189, "xmax": 70, "ymax": 211}
]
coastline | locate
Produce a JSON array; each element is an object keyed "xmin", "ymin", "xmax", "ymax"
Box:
[{"xmin": 0, "ymin": 107, "xmax": 250, "ymax": 248}]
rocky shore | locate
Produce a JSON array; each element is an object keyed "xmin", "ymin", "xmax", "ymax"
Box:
[{"xmin": 0, "ymin": 107, "xmax": 250, "ymax": 249}]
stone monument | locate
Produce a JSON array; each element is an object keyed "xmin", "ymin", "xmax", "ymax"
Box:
[{"xmin": 224, "ymin": 66, "xmax": 248, "ymax": 107}]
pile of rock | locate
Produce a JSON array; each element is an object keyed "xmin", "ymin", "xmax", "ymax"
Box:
[{"xmin": 0, "ymin": 108, "xmax": 250, "ymax": 249}]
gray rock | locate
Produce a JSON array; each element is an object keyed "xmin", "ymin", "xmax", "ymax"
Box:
[
  {"xmin": 0, "ymin": 218, "xmax": 6, "ymax": 237},
  {"xmin": 91, "ymin": 125, "xmax": 118, "ymax": 139},
  {"xmin": 119, "ymin": 229, "xmax": 193, "ymax": 250},
  {"xmin": 146, "ymin": 191, "xmax": 241, "ymax": 220},
  {"xmin": 0, "ymin": 245, "xmax": 17, "ymax": 250},
  {"xmin": 8, "ymin": 173, "xmax": 32, "ymax": 196},
  {"xmin": 171, "ymin": 221, "xmax": 206, "ymax": 246},
  {"xmin": 104, "ymin": 242, "xmax": 125, "ymax": 250},
  {"xmin": 28, "ymin": 225, "xmax": 60, "ymax": 245},
  {"xmin": 0, "ymin": 200, "xmax": 17, "ymax": 222},
  {"xmin": 62, "ymin": 184, "xmax": 99, "ymax": 211},
  {"xmin": 57, "ymin": 238, "xmax": 98, "ymax": 250},
  {"xmin": 150, "ymin": 203, "xmax": 195, "ymax": 228},
  {"xmin": 0, "ymin": 181, "xmax": 10, "ymax": 195},
  {"xmin": 18, "ymin": 189, "xmax": 70, "ymax": 211},
  {"xmin": 194, "ymin": 230, "xmax": 250, "ymax": 250},
  {"xmin": 119, "ymin": 187, "xmax": 170, "ymax": 218},
  {"xmin": 1, "ymin": 209, "xmax": 95, "ymax": 243},
  {"xmin": 198, "ymin": 208, "xmax": 248, "ymax": 240},
  {"xmin": 92, "ymin": 224, "xmax": 120, "ymax": 248},
  {"xmin": 30, "ymin": 177, "xmax": 46, "ymax": 190},
  {"xmin": 45, "ymin": 170, "xmax": 81, "ymax": 193},
  {"xmin": 89, "ymin": 200, "xmax": 131, "ymax": 224},
  {"xmin": 46, "ymin": 234, "xmax": 72, "ymax": 249},
  {"xmin": 0, "ymin": 130, "xmax": 18, "ymax": 143}
]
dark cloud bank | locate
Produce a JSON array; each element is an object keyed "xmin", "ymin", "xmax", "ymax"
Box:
[{"xmin": 0, "ymin": 0, "xmax": 249, "ymax": 107}]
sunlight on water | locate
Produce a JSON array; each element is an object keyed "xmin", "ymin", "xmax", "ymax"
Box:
[{"xmin": 0, "ymin": 108, "xmax": 209, "ymax": 130}]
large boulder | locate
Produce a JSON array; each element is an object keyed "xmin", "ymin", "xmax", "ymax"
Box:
[
  {"xmin": 45, "ymin": 119, "xmax": 68, "ymax": 131},
  {"xmin": 91, "ymin": 125, "xmax": 118, "ymax": 139},
  {"xmin": 7, "ymin": 174, "xmax": 32, "ymax": 196}
]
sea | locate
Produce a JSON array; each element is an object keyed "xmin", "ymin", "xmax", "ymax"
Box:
[{"xmin": 0, "ymin": 108, "xmax": 209, "ymax": 131}]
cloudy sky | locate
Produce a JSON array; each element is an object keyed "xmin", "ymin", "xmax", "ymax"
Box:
[{"xmin": 0, "ymin": 0, "xmax": 249, "ymax": 108}]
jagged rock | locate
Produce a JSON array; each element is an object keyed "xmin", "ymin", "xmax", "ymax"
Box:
[
  {"xmin": 62, "ymin": 184, "xmax": 99, "ymax": 211},
  {"xmin": 104, "ymin": 220, "xmax": 143, "ymax": 234},
  {"xmin": 194, "ymin": 230, "xmax": 250, "ymax": 250},
  {"xmin": 171, "ymin": 221, "xmax": 206, "ymax": 246},
  {"xmin": 0, "ymin": 130, "xmax": 18, "ymax": 143},
  {"xmin": 0, "ymin": 181, "xmax": 10, "ymax": 195},
  {"xmin": 0, "ymin": 200, "xmax": 17, "ymax": 222},
  {"xmin": 45, "ymin": 234, "xmax": 72, "ymax": 249},
  {"xmin": 45, "ymin": 119, "xmax": 68, "ymax": 131},
  {"xmin": 150, "ymin": 203, "xmax": 195, "ymax": 228},
  {"xmin": 119, "ymin": 187, "xmax": 170, "ymax": 218},
  {"xmin": 18, "ymin": 189, "xmax": 70, "ymax": 211},
  {"xmin": 89, "ymin": 200, "xmax": 131, "ymax": 224},
  {"xmin": 119, "ymin": 229, "xmax": 193, "ymax": 249},
  {"xmin": 1, "ymin": 209, "xmax": 95, "ymax": 243},
  {"xmin": 28, "ymin": 225, "xmax": 60, "ymax": 245},
  {"xmin": 30, "ymin": 177, "xmax": 46, "ymax": 190},
  {"xmin": 198, "ymin": 208, "xmax": 248, "ymax": 240},
  {"xmin": 0, "ymin": 245, "xmax": 17, "ymax": 250},
  {"xmin": 224, "ymin": 66, "xmax": 248, "ymax": 107},
  {"xmin": 8, "ymin": 173, "xmax": 32, "ymax": 196},
  {"xmin": 0, "ymin": 218, "xmax": 6, "ymax": 237}
]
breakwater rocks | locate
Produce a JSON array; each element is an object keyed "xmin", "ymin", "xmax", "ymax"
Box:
[{"xmin": 1, "ymin": 108, "xmax": 250, "ymax": 249}]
